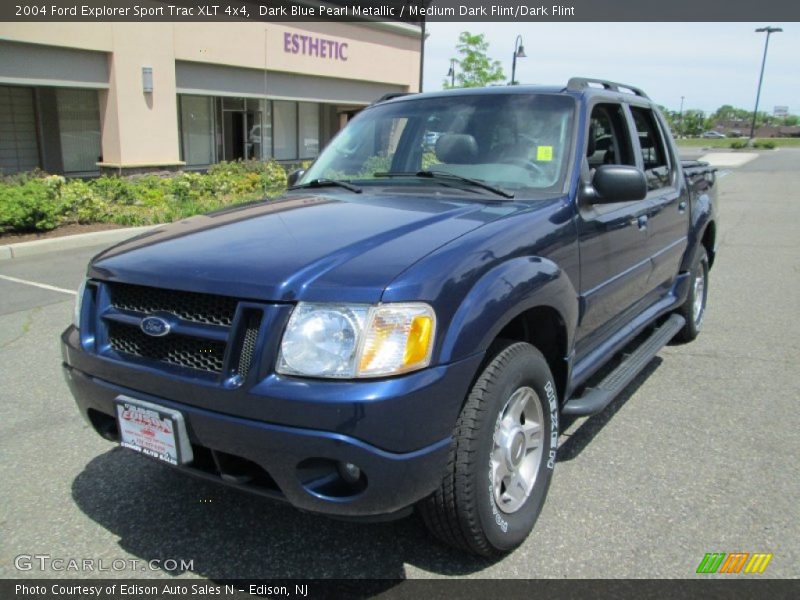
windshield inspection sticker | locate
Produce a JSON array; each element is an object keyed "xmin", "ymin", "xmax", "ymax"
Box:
[{"xmin": 536, "ymin": 146, "xmax": 554, "ymax": 161}]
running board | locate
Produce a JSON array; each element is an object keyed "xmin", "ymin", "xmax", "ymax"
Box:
[{"xmin": 561, "ymin": 314, "xmax": 685, "ymax": 416}]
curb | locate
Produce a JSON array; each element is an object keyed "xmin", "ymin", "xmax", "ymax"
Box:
[{"xmin": 0, "ymin": 226, "xmax": 158, "ymax": 261}]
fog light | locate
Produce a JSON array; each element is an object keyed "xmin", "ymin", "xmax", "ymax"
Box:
[{"xmin": 338, "ymin": 461, "xmax": 361, "ymax": 484}]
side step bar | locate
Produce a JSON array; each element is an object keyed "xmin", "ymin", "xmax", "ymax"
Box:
[{"xmin": 562, "ymin": 314, "xmax": 686, "ymax": 416}]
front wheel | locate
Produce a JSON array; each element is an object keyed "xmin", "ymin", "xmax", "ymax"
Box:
[{"xmin": 418, "ymin": 342, "xmax": 559, "ymax": 556}]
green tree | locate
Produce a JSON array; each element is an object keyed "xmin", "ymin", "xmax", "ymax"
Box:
[
  {"xmin": 658, "ymin": 105, "xmax": 705, "ymax": 137},
  {"xmin": 681, "ymin": 110, "xmax": 707, "ymax": 137},
  {"xmin": 657, "ymin": 105, "xmax": 679, "ymax": 134},
  {"xmin": 710, "ymin": 104, "xmax": 750, "ymax": 123},
  {"xmin": 707, "ymin": 105, "xmax": 775, "ymax": 130},
  {"xmin": 443, "ymin": 32, "xmax": 505, "ymax": 89}
]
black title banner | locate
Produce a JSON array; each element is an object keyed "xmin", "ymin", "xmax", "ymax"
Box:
[
  {"xmin": 3, "ymin": 579, "xmax": 800, "ymax": 600},
  {"xmin": 3, "ymin": 0, "xmax": 799, "ymax": 22}
]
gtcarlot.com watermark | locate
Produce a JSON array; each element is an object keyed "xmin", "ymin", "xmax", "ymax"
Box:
[{"xmin": 14, "ymin": 554, "xmax": 194, "ymax": 573}]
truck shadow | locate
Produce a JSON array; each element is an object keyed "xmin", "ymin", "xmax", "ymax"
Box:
[
  {"xmin": 557, "ymin": 357, "xmax": 663, "ymax": 462},
  {"xmin": 70, "ymin": 358, "xmax": 664, "ymax": 579},
  {"xmin": 71, "ymin": 451, "xmax": 499, "ymax": 580}
]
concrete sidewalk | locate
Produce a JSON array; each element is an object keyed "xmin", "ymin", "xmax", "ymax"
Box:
[{"xmin": 0, "ymin": 225, "xmax": 157, "ymax": 261}]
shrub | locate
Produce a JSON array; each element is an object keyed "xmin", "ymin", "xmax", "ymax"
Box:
[
  {"xmin": 753, "ymin": 140, "xmax": 776, "ymax": 149},
  {"xmin": 91, "ymin": 175, "xmax": 140, "ymax": 205},
  {"xmin": 729, "ymin": 140, "xmax": 748, "ymax": 150},
  {"xmin": 0, "ymin": 176, "xmax": 64, "ymax": 231},
  {"xmin": 60, "ymin": 179, "xmax": 109, "ymax": 223},
  {"xmin": 0, "ymin": 160, "xmax": 288, "ymax": 233},
  {"xmin": 0, "ymin": 168, "xmax": 49, "ymax": 185}
]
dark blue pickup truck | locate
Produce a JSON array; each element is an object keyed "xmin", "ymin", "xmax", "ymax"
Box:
[{"xmin": 62, "ymin": 78, "xmax": 717, "ymax": 556}]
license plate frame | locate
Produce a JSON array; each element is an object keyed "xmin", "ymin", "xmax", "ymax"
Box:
[{"xmin": 114, "ymin": 395, "xmax": 193, "ymax": 466}]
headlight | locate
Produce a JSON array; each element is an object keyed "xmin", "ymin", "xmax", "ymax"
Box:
[
  {"xmin": 277, "ymin": 302, "xmax": 436, "ymax": 379},
  {"xmin": 73, "ymin": 279, "xmax": 87, "ymax": 328}
]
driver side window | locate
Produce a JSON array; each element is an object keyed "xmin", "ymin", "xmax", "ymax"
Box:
[{"xmin": 586, "ymin": 104, "xmax": 635, "ymax": 170}]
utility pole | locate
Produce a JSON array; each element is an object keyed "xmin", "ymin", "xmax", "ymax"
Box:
[
  {"xmin": 418, "ymin": 19, "xmax": 426, "ymax": 93},
  {"xmin": 446, "ymin": 59, "xmax": 456, "ymax": 88},
  {"xmin": 750, "ymin": 26, "xmax": 782, "ymax": 140},
  {"xmin": 679, "ymin": 96, "xmax": 685, "ymax": 137},
  {"xmin": 510, "ymin": 35, "xmax": 526, "ymax": 85}
]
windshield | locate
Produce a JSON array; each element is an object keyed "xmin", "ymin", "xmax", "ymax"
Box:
[{"xmin": 301, "ymin": 93, "xmax": 576, "ymax": 196}]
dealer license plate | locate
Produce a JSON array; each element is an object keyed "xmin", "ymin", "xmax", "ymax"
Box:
[{"xmin": 114, "ymin": 396, "xmax": 193, "ymax": 466}]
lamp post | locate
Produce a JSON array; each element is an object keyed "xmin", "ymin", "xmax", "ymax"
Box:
[
  {"xmin": 750, "ymin": 26, "xmax": 782, "ymax": 140},
  {"xmin": 510, "ymin": 35, "xmax": 526, "ymax": 85},
  {"xmin": 678, "ymin": 96, "xmax": 685, "ymax": 137},
  {"xmin": 446, "ymin": 59, "xmax": 456, "ymax": 87}
]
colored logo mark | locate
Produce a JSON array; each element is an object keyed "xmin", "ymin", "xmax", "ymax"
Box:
[{"xmin": 696, "ymin": 552, "xmax": 773, "ymax": 574}]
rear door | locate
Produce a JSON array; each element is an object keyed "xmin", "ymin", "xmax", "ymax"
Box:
[
  {"xmin": 574, "ymin": 102, "xmax": 654, "ymax": 358},
  {"xmin": 627, "ymin": 105, "xmax": 690, "ymax": 298}
]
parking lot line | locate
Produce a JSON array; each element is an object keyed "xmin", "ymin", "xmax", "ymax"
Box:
[{"xmin": 0, "ymin": 274, "xmax": 76, "ymax": 295}]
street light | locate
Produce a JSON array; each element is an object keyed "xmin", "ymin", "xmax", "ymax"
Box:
[
  {"xmin": 446, "ymin": 59, "xmax": 456, "ymax": 87},
  {"xmin": 750, "ymin": 26, "xmax": 782, "ymax": 140},
  {"xmin": 510, "ymin": 35, "xmax": 526, "ymax": 85}
]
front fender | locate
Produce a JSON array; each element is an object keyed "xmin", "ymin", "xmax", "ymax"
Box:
[{"xmin": 438, "ymin": 256, "xmax": 579, "ymax": 364}]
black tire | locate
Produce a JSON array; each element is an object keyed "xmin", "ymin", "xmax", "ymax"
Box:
[
  {"xmin": 675, "ymin": 247, "xmax": 709, "ymax": 343},
  {"xmin": 418, "ymin": 342, "xmax": 559, "ymax": 556}
]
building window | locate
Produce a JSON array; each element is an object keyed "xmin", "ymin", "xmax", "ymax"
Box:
[
  {"xmin": 273, "ymin": 100, "xmax": 298, "ymax": 160},
  {"xmin": 178, "ymin": 95, "xmax": 327, "ymax": 164},
  {"xmin": 0, "ymin": 85, "xmax": 39, "ymax": 174},
  {"xmin": 56, "ymin": 88, "xmax": 101, "ymax": 173},
  {"xmin": 245, "ymin": 98, "xmax": 267, "ymax": 160},
  {"xmin": 217, "ymin": 97, "xmax": 269, "ymax": 162},
  {"xmin": 298, "ymin": 102, "xmax": 320, "ymax": 159},
  {"xmin": 179, "ymin": 95, "xmax": 216, "ymax": 166},
  {"xmin": 257, "ymin": 99, "xmax": 273, "ymax": 160}
]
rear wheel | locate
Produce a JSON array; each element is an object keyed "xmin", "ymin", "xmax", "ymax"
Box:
[
  {"xmin": 675, "ymin": 247, "xmax": 709, "ymax": 342},
  {"xmin": 418, "ymin": 342, "xmax": 559, "ymax": 556}
]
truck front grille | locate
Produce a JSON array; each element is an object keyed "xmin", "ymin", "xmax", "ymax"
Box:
[
  {"xmin": 235, "ymin": 312, "xmax": 262, "ymax": 378},
  {"xmin": 107, "ymin": 282, "xmax": 237, "ymax": 326},
  {"xmin": 97, "ymin": 282, "xmax": 269, "ymax": 379},
  {"xmin": 108, "ymin": 322, "xmax": 227, "ymax": 374}
]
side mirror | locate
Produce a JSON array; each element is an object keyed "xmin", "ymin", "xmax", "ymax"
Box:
[
  {"xmin": 590, "ymin": 165, "xmax": 647, "ymax": 203},
  {"xmin": 287, "ymin": 169, "xmax": 306, "ymax": 187}
]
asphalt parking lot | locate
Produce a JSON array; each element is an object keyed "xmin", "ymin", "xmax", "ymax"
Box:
[{"xmin": 1, "ymin": 149, "xmax": 798, "ymax": 580}]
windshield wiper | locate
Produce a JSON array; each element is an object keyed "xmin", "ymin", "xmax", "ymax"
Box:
[
  {"xmin": 374, "ymin": 170, "xmax": 514, "ymax": 199},
  {"xmin": 289, "ymin": 178, "xmax": 362, "ymax": 193}
]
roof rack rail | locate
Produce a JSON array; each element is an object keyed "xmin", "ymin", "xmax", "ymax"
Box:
[
  {"xmin": 373, "ymin": 92, "xmax": 414, "ymax": 105},
  {"xmin": 566, "ymin": 77, "xmax": 650, "ymax": 99}
]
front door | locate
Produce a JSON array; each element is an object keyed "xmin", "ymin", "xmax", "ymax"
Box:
[
  {"xmin": 223, "ymin": 111, "xmax": 245, "ymax": 161},
  {"xmin": 221, "ymin": 99, "xmax": 262, "ymax": 161},
  {"xmin": 574, "ymin": 102, "xmax": 654, "ymax": 360}
]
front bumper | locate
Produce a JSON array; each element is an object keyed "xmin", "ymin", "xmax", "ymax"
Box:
[{"xmin": 62, "ymin": 326, "xmax": 483, "ymax": 517}]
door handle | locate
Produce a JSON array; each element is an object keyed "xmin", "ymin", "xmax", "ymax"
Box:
[
  {"xmin": 678, "ymin": 201, "xmax": 687, "ymax": 214},
  {"xmin": 628, "ymin": 215, "xmax": 648, "ymax": 230}
]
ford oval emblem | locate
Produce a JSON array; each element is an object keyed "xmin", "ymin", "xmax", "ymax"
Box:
[{"xmin": 140, "ymin": 316, "xmax": 171, "ymax": 337}]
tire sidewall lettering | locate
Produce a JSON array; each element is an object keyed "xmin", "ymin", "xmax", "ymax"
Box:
[
  {"xmin": 488, "ymin": 373, "xmax": 558, "ymax": 535},
  {"xmin": 545, "ymin": 380, "xmax": 558, "ymax": 470}
]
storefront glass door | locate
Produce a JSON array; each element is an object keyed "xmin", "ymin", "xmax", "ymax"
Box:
[{"xmin": 221, "ymin": 98, "xmax": 263, "ymax": 161}]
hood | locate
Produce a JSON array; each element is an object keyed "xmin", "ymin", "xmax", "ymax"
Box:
[{"xmin": 89, "ymin": 191, "xmax": 522, "ymax": 303}]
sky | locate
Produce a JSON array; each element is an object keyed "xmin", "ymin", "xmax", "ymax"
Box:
[{"xmin": 421, "ymin": 22, "xmax": 799, "ymax": 115}]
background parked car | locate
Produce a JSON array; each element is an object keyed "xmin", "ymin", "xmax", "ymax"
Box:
[{"xmin": 702, "ymin": 131, "xmax": 727, "ymax": 138}]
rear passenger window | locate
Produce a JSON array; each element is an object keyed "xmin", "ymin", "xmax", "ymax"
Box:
[
  {"xmin": 630, "ymin": 106, "xmax": 672, "ymax": 191},
  {"xmin": 586, "ymin": 103, "xmax": 635, "ymax": 171}
]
